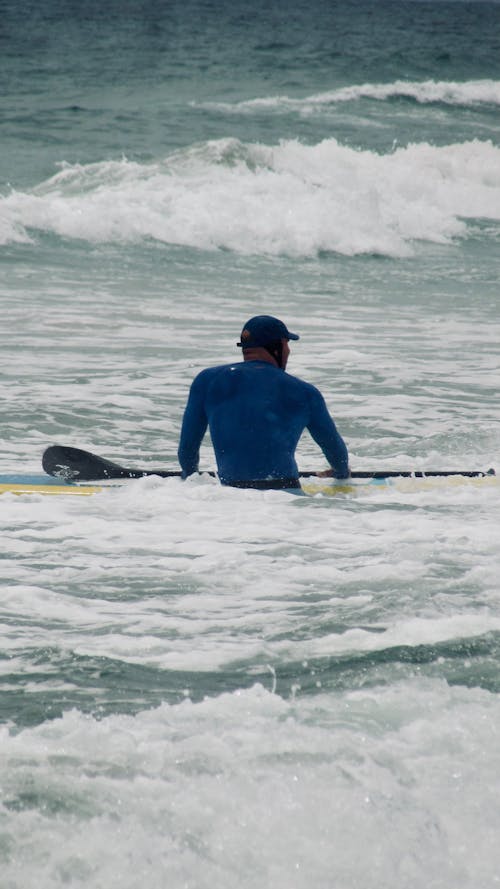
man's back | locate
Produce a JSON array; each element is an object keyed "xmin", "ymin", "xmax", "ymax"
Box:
[{"xmin": 178, "ymin": 359, "xmax": 348, "ymax": 484}]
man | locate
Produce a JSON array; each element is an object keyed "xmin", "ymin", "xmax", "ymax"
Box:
[{"xmin": 178, "ymin": 315, "xmax": 349, "ymax": 489}]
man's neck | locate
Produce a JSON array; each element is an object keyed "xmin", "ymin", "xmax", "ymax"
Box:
[{"xmin": 242, "ymin": 348, "xmax": 278, "ymax": 367}]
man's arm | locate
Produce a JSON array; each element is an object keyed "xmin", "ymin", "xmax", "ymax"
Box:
[
  {"xmin": 178, "ymin": 373, "xmax": 209, "ymax": 477},
  {"xmin": 306, "ymin": 387, "xmax": 350, "ymax": 479}
]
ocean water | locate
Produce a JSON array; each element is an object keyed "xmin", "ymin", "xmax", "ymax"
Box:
[{"xmin": 1, "ymin": 0, "xmax": 500, "ymax": 886}]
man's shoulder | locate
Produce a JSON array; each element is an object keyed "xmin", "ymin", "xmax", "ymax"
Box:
[
  {"xmin": 284, "ymin": 370, "xmax": 321, "ymax": 396},
  {"xmin": 191, "ymin": 362, "xmax": 243, "ymax": 384},
  {"xmin": 198, "ymin": 361, "xmax": 243, "ymax": 375}
]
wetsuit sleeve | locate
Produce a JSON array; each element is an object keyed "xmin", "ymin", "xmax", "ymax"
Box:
[
  {"xmin": 178, "ymin": 372, "xmax": 209, "ymax": 477},
  {"xmin": 306, "ymin": 388, "xmax": 350, "ymax": 479}
]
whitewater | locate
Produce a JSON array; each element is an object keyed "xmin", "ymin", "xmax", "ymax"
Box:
[
  {"xmin": 1, "ymin": 0, "xmax": 500, "ymax": 886},
  {"xmin": 196, "ymin": 78, "xmax": 500, "ymax": 111},
  {"xmin": 2, "ymin": 136, "xmax": 500, "ymax": 257}
]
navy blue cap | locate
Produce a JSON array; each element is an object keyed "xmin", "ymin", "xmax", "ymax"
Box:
[{"xmin": 237, "ymin": 315, "xmax": 300, "ymax": 349}]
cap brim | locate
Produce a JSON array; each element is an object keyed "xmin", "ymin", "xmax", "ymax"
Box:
[{"xmin": 287, "ymin": 331, "xmax": 300, "ymax": 341}]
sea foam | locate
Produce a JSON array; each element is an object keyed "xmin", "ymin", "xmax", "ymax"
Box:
[
  {"xmin": 197, "ymin": 79, "xmax": 500, "ymax": 114},
  {"xmin": 1, "ymin": 137, "xmax": 499, "ymax": 257}
]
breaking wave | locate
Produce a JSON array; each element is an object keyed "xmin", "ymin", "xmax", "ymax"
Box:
[
  {"xmin": 1, "ymin": 136, "xmax": 499, "ymax": 258},
  {"xmin": 195, "ymin": 80, "xmax": 500, "ymax": 115}
]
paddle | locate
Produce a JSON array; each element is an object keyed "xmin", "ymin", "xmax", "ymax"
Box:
[{"xmin": 42, "ymin": 445, "xmax": 495, "ymax": 483}]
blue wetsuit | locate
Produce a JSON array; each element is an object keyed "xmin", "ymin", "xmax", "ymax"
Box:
[{"xmin": 178, "ymin": 360, "xmax": 349, "ymax": 486}]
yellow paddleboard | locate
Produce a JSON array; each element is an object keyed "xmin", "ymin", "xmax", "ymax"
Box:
[{"xmin": 0, "ymin": 482, "xmax": 103, "ymax": 496}]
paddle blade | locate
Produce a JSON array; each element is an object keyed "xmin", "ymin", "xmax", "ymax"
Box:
[
  {"xmin": 42, "ymin": 445, "xmax": 183, "ymax": 480},
  {"xmin": 42, "ymin": 445, "xmax": 143, "ymax": 480}
]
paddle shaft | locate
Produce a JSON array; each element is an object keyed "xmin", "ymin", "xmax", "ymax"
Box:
[{"xmin": 42, "ymin": 445, "xmax": 495, "ymax": 483}]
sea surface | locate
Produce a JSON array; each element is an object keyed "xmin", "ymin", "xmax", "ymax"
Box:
[{"xmin": 1, "ymin": 0, "xmax": 500, "ymax": 886}]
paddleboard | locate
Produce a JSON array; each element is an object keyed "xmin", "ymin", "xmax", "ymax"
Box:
[
  {"xmin": 0, "ymin": 473, "xmax": 497, "ymax": 497},
  {"xmin": 302, "ymin": 474, "xmax": 500, "ymax": 496},
  {"xmin": 0, "ymin": 475, "xmax": 104, "ymax": 496}
]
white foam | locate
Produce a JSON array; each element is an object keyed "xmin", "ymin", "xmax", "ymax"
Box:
[
  {"xmin": 2, "ymin": 681, "xmax": 500, "ymax": 888},
  {"xmin": 1, "ymin": 137, "xmax": 499, "ymax": 257},
  {"xmin": 2, "ymin": 476, "xmax": 500, "ymax": 674},
  {"xmin": 198, "ymin": 79, "xmax": 500, "ymax": 113}
]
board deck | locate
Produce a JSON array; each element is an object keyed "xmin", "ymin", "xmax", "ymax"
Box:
[
  {"xmin": 0, "ymin": 473, "xmax": 498, "ymax": 497},
  {"xmin": 0, "ymin": 475, "xmax": 104, "ymax": 496},
  {"xmin": 302, "ymin": 474, "xmax": 500, "ymax": 496}
]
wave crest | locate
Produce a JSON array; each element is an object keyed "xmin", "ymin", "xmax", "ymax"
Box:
[
  {"xmin": 1, "ymin": 137, "xmax": 499, "ymax": 258},
  {"xmin": 195, "ymin": 80, "xmax": 500, "ymax": 115}
]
